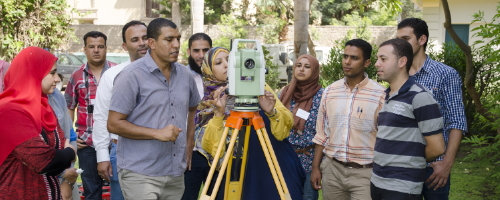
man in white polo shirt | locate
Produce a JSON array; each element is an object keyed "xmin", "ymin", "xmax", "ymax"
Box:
[{"xmin": 93, "ymin": 20, "xmax": 148, "ymax": 200}]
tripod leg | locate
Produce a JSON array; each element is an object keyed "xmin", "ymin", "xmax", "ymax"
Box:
[
  {"xmin": 200, "ymin": 127, "xmax": 230, "ymax": 200},
  {"xmin": 254, "ymin": 128, "xmax": 288, "ymax": 200},
  {"xmin": 259, "ymin": 128, "xmax": 292, "ymax": 200},
  {"xmin": 200, "ymin": 127, "xmax": 240, "ymax": 200},
  {"xmin": 225, "ymin": 126, "xmax": 252, "ymax": 199}
]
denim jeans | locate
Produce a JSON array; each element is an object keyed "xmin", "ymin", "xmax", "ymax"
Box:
[
  {"xmin": 181, "ymin": 151, "xmax": 211, "ymax": 200},
  {"xmin": 371, "ymin": 182, "xmax": 421, "ymax": 200},
  {"xmin": 110, "ymin": 143, "xmax": 124, "ymax": 200},
  {"xmin": 422, "ymin": 166, "xmax": 451, "ymax": 200},
  {"xmin": 303, "ymin": 172, "xmax": 319, "ymax": 200},
  {"xmin": 78, "ymin": 146, "xmax": 103, "ymax": 200}
]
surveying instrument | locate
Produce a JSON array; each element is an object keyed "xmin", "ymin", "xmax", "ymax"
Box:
[{"xmin": 199, "ymin": 39, "xmax": 292, "ymax": 200}]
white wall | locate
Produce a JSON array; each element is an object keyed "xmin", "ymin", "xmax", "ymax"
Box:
[
  {"xmin": 422, "ymin": 0, "xmax": 497, "ymax": 50},
  {"xmin": 68, "ymin": 0, "xmax": 147, "ymax": 25}
]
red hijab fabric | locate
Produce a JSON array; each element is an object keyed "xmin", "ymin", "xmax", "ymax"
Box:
[
  {"xmin": 279, "ymin": 54, "xmax": 322, "ymax": 132},
  {"xmin": 0, "ymin": 46, "xmax": 58, "ymax": 164}
]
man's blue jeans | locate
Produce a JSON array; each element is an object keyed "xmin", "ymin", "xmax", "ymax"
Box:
[
  {"xmin": 303, "ymin": 172, "xmax": 319, "ymax": 200},
  {"xmin": 422, "ymin": 166, "xmax": 451, "ymax": 200},
  {"xmin": 110, "ymin": 143, "xmax": 124, "ymax": 200},
  {"xmin": 78, "ymin": 146, "xmax": 103, "ymax": 200}
]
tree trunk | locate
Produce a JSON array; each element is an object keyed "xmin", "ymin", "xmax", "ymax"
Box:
[
  {"xmin": 307, "ymin": 0, "xmax": 316, "ymax": 58},
  {"xmin": 191, "ymin": 0, "xmax": 204, "ymax": 34},
  {"xmin": 171, "ymin": 0, "xmax": 181, "ymax": 27},
  {"xmin": 294, "ymin": 0, "xmax": 309, "ymax": 62},
  {"xmin": 440, "ymin": 0, "xmax": 499, "ymax": 134}
]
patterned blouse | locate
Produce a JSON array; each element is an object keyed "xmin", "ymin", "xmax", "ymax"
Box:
[{"xmin": 283, "ymin": 88, "xmax": 324, "ymax": 172}]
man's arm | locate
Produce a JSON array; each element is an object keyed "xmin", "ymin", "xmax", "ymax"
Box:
[
  {"xmin": 426, "ymin": 129, "xmax": 462, "ymax": 189},
  {"xmin": 310, "ymin": 145, "xmax": 324, "ymax": 190},
  {"xmin": 185, "ymin": 106, "xmax": 197, "ymax": 171},
  {"xmin": 93, "ymin": 73, "xmax": 114, "ymax": 181},
  {"xmin": 107, "ymin": 110, "xmax": 180, "ymax": 141},
  {"xmin": 68, "ymin": 109, "xmax": 75, "ymax": 123},
  {"xmin": 424, "ymin": 133, "xmax": 445, "ymax": 162}
]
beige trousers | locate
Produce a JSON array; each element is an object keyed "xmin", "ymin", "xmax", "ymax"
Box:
[
  {"xmin": 118, "ymin": 169, "xmax": 184, "ymax": 200},
  {"xmin": 321, "ymin": 158, "xmax": 372, "ymax": 200}
]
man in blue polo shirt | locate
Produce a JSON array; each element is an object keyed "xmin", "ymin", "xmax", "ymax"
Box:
[{"xmin": 371, "ymin": 38, "xmax": 445, "ymax": 200}]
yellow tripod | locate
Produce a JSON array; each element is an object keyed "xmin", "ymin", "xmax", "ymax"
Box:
[{"xmin": 199, "ymin": 110, "xmax": 291, "ymax": 200}]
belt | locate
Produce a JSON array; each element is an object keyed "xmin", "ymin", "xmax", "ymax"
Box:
[
  {"xmin": 333, "ymin": 158, "xmax": 373, "ymax": 169},
  {"xmin": 112, "ymin": 139, "xmax": 118, "ymax": 144},
  {"xmin": 294, "ymin": 144, "xmax": 315, "ymax": 155}
]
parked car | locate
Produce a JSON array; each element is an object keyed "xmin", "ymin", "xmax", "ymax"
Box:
[
  {"xmin": 106, "ymin": 53, "xmax": 130, "ymax": 64},
  {"xmin": 55, "ymin": 52, "xmax": 84, "ymax": 91}
]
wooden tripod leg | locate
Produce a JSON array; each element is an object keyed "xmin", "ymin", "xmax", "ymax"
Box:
[
  {"xmin": 225, "ymin": 126, "xmax": 252, "ymax": 200},
  {"xmin": 255, "ymin": 128, "xmax": 288, "ymax": 200},
  {"xmin": 259, "ymin": 128, "xmax": 292, "ymax": 200},
  {"xmin": 199, "ymin": 127, "xmax": 240, "ymax": 200},
  {"xmin": 199, "ymin": 127, "xmax": 230, "ymax": 200}
]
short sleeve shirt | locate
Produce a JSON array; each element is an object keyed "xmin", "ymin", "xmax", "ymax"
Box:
[{"xmin": 110, "ymin": 51, "xmax": 200, "ymax": 177}]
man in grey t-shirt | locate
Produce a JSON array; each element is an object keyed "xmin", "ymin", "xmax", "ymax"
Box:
[{"xmin": 108, "ymin": 18, "xmax": 200, "ymax": 200}]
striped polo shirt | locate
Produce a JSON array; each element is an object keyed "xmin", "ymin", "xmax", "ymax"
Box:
[{"xmin": 371, "ymin": 76, "xmax": 443, "ymax": 194}]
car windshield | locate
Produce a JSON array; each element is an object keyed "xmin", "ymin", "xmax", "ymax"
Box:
[
  {"xmin": 106, "ymin": 56, "xmax": 129, "ymax": 64},
  {"xmin": 69, "ymin": 54, "xmax": 84, "ymax": 65}
]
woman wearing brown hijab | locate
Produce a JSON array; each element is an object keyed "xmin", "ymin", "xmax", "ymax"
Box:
[{"xmin": 279, "ymin": 54, "xmax": 323, "ymax": 200}]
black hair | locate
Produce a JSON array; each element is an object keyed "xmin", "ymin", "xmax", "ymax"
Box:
[
  {"xmin": 379, "ymin": 39, "xmax": 414, "ymax": 72},
  {"xmin": 398, "ymin": 18, "xmax": 429, "ymax": 51},
  {"xmin": 83, "ymin": 31, "xmax": 107, "ymax": 46},
  {"xmin": 345, "ymin": 39, "xmax": 372, "ymax": 61},
  {"xmin": 188, "ymin": 33, "xmax": 212, "ymax": 49},
  {"xmin": 147, "ymin": 18, "xmax": 177, "ymax": 40},
  {"xmin": 122, "ymin": 21, "xmax": 147, "ymax": 43}
]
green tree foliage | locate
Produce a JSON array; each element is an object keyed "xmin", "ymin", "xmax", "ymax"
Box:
[
  {"xmin": 0, "ymin": 0, "xmax": 76, "ymax": 61},
  {"xmin": 211, "ymin": 14, "xmax": 249, "ymax": 49},
  {"xmin": 453, "ymin": 3, "xmax": 500, "ymax": 195},
  {"xmin": 254, "ymin": 0, "xmax": 291, "ymax": 44},
  {"xmin": 311, "ymin": 0, "xmax": 402, "ymax": 26},
  {"xmin": 155, "ymin": 0, "xmax": 232, "ymax": 25},
  {"xmin": 262, "ymin": 46, "xmax": 280, "ymax": 90}
]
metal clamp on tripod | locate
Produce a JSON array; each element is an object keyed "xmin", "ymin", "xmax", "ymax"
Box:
[{"xmin": 199, "ymin": 40, "xmax": 291, "ymax": 200}]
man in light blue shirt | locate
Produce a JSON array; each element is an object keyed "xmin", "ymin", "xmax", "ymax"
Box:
[{"xmin": 107, "ymin": 18, "xmax": 200, "ymax": 200}]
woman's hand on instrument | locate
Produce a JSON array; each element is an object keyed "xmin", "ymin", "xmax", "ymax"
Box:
[
  {"xmin": 259, "ymin": 90, "xmax": 276, "ymax": 115},
  {"xmin": 213, "ymin": 86, "xmax": 228, "ymax": 117}
]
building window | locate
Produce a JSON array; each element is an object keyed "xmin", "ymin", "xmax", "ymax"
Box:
[
  {"xmin": 146, "ymin": 0, "xmax": 160, "ymax": 18},
  {"xmin": 445, "ymin": 24, "xmax": 470, "ymax": 45}
]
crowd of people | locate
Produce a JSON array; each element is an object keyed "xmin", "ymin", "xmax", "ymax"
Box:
[{"xmin": 0, "ymin": 16, "xmax": 466, "ymax": 200}]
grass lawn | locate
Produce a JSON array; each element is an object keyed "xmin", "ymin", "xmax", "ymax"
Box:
[
  {"xmin": 74, "ymin": 145, "xmax": 499, "ymax": 199},
  {"xmin": 448, "ymin": 144, "xmax": 499, "ymax": 200}
]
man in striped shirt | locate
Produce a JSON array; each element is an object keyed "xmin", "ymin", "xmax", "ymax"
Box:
[
  {"xmin": 311, "ymin": 39, "xmax": 386, "ymax": 200},
  {"xmin": 397, "ymin": 18, "xmax": 467, "ymax": 200},
  {"xmin": 65, "ymin": 31, "xmax": 117, "ymax": 200},
  {"xmin": 371, "ymin": 38, "xmax": 445, "ymax": 200}
]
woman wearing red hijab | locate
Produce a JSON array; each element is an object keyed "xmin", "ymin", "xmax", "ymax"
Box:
[{"xmin": 0, "ymin": 47, "xmax": 76, "ymax": 200}]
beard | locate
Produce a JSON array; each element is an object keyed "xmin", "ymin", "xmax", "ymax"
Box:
[{"xmin": 188, "ymin": 56, "xmax": 202, "ymax": 75}]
